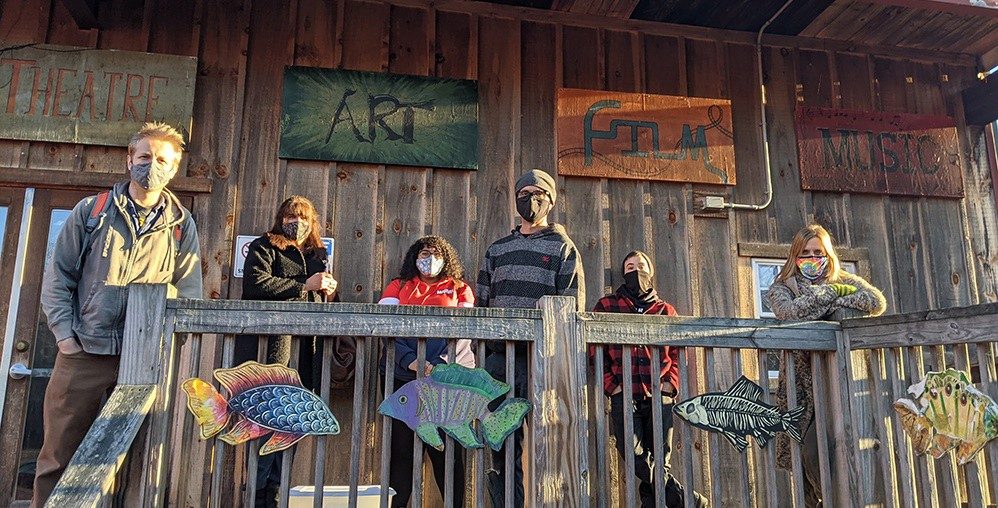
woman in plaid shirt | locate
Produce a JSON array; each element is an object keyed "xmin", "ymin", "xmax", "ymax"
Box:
[{"xmin": 590, "ymin": 250, "xmax": 707, "ymax": 508}]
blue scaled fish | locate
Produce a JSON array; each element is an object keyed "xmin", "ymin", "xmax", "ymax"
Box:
[
  {"xmin": 378, "ymin": 364, "xmax": 532, "ymax": 451},
  {"xmin": 674, "ymin": 376, "xmax": 805, "ymax": 452},
  {"xmin": 182, "ymin": 361, "xmax": 339, "ymax": 455}
]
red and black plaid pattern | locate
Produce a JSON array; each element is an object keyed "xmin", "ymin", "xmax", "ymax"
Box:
[{"xmin": 588, "ymin": 290, "xmax": 680, "ymax": 397}]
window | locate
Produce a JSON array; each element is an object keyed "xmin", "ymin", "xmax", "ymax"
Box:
[{"xmin": 752, "ymin": 258, "xmax": 857, "ymax": 319}]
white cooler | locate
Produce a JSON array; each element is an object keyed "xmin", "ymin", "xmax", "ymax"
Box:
[{"xmin": 288, "ymin": 485, "xmax": 395, "ymax": 508}]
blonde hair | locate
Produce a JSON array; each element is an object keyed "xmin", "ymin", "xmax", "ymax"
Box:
[
  {"xmin": 128, "ymin": 122, "xmax": 185, "ymax": 155},
  {"xmin": 775, "ymin": 224, "xmax": 842, "ymax": 283}
]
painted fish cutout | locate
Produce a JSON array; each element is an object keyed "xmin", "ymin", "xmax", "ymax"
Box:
[
  {"xmin": 674, "ymin": 376, "xmax": 805, "ymax": 452},
  {"xmin": 378, "ymin": 364, "xmax": 532, "ymax": 451},
  {"xmin": 893, "ymin": 368, "xmax": 998, "ymax": 465},
  {"xmin": 182, "ymin": 361, "xmax": 340, "ymax": 455}
]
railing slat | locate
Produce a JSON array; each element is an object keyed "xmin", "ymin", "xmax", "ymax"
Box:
[
  {"xmin": 313, "ymin": 336, "xmax": 335, "ymax": 508},
  {"xmin": 475, "ymin": 340, "xmax": 486, "ymax": 507},
  {"xmin": 704, "ymin": 348, "xmax": 721, "ymax": 506},
  {"xmin": 868, "ymin": 349, "xmax": 902, "ymax": 508},
  {"xmin": 348, "ymin": 337, "xmax": 368, "ymax": 508},
  {"xmin": 810, "ymin": 352, "xmax": 834, "ymax": 507},
  {"xmin": 954, "ymin": 344, "xmax": 986, "ymax": 508},
  {"xmin": 172, "ymin": 332, "xmax": 201, "ymax": 508},
  {"xmin": 883, "ymin": 348, "xmax": 917, "ymax": 508},
  {"xmin": 976, "ymin": 342, "xmax": 998, "ymax": 505},
  {"xmin": 784, "ymin": 351, "xmax": 806, "ymax": 507},
  {"xmin": 929, "ymin": 345, "xmax": 960, "ymax": 508},
  {"xmin": 592, "ymin": 345, "xmax": 610, "ymax": 508},
  {"xmin": 445, "ymin": 339, "xmax": 457, "ymax": 508},
  {"xmin": 504, "ymin": 341, "xmax": 515, "ymax": 508},
  {"xmin": 411, "ymin": 339, "xmax": 426, "ymax": 508},
  {"xmin": 210, "ymin": 334, "xmax": 236, "ymax": 508},
  {"xmin": 380, "ymin": 339, "xmax": 396, "ymax": 508},
  {"xmin": 677, "ymin": 348, "xmax": 696, "ymax": 508},
  {"xmin": 621, "ymin": 346, "xmax": 637, "ymax": 508},
  {"xmin": 830, "ymin": 331, "xmax": 862, "ymax": 508},
  {"xmin": 755, "ymin": 350, "xmax": 778, "ymax": 508},
  {"xmin": 245, "ymin": 335, "xmax": 268, "ymax": 508},
  {"xmin": 904, "ymin": 346, "xmax": 940, "ymax": 508},
  {"xmin": 278, "ymin": 337, "xmax": 300, "ymax": 508},
  {"xmin": 649, "ymin": 346, "xmax": 667, "ymax": 508},
  {"xmin": 730, "ymin": 349, "xmax": 752, "ymax": 508}
]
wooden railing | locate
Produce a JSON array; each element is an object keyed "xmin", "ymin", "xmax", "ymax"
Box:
[{"xmin": 46, "ymin": 284, "xmax": 998, "ymax": 507}]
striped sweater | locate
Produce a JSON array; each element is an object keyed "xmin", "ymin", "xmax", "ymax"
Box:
[{"xmin": 477, "ymin": 224, "xmax": 585, "ymax": 355}]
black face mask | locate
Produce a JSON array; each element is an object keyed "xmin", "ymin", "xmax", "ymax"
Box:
[
  {"xmin": 516, "ymin": 195, "xmax": 550, "ymax": 223},
  {"xmin": 624, "ymin": 270, "xmax": 654, "ymax": 295}
]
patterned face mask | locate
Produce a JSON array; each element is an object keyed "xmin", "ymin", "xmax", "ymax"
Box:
[
  {"xmin": 796, "ymin": 256, "xmax": 829, "ymax": 281},
  {"xmin": 282, "ymin": 220, "xmax": 310, "ymax": 244},
  {"xmin": 416, "ymin": 256, "xmax": 444, "ymax": 278}
]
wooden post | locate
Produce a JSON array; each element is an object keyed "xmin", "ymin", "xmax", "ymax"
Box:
[
  {"xmin": 119, "ymin": 284, "xmax": 176, "ymax": 507},
  {"xmin": 532, "ymin": 296, "xmax": 589, "ymax": 507}
]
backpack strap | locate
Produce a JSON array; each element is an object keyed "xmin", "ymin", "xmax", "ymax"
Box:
[{"xmin": 76, "ymin": 191, "xmax": 114, "ymax": 271}]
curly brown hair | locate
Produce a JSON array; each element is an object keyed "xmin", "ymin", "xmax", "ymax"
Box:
[{"xmin": 398, "ymin": 236, "xmax": 464, "ymax": 281}]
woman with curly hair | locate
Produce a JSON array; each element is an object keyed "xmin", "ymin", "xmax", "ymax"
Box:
[{"xmin": 379, "ymin": 235, "xmax": 473, "ymax": 506}]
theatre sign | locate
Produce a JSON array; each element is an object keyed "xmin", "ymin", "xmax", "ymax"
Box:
[
  {"xmin": 0, "ymin": 45, "xmax": 196, "ymax": 147},
  {"xmin": 794, "ymin": 106, "xmax": 964, "ymax": 198}
]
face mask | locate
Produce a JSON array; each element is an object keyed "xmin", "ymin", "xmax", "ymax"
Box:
[
  {"xmin": 516, "ymin": 195, "xmax": 550, "ymax": 223},
  {"xmin": 130, "ymin": 161, "xmax": 176, "ymax": 191},
  {"xmin": 796, "ymin": 256, "xmax": 829, "ymax": 281},
  {"xmin": 624, "ymin": 270, "xmax": 654, "ymax": 295},
  {"xmin": 282, "ymin": 221, "xmax": 310, "ymax": 244},
  {"xmin": 416, "ymin": 256, "xmax": 444, "ymax": 278}
]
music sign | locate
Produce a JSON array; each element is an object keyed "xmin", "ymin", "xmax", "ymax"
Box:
[
  {"xmin": 556, "ymin": 88, "xmax": 736, "ymax": 185},
  {"xmin": 794, "ymin": 106, "xmax": 963, "ymax": 198}
]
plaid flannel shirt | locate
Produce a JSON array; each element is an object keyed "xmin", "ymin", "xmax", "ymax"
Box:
[{"xmin": 588, "ymin": 289, "xmax": 680, "ymax": 398}]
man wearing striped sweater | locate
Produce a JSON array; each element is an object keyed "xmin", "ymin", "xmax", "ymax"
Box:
[{"xmin": 477, "ymin": 168, "xmax": 585, "ymax": 507}]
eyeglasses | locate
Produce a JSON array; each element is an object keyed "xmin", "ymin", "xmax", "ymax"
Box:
[{"xmin": 517, "ymin": 190, "xmax": 550, "ymax": 200}]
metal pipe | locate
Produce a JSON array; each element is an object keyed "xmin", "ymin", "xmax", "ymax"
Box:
[{"xmin": 723, "ymin": 0, "xmax": 796, "ymax": 211}]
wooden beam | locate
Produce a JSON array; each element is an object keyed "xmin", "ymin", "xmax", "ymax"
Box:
[
  {"xmin": 962, "ymin": 73, "xmax": 998, "ymax": 125},
  {"xmin": 0, "ymin": 167, "xmax": 213, "ymax": 193},
  {"xmin": 45, "ymin": 385, "xmax": 157, "ymax": 507},
  {"xmin": 59, "ymin": 0, "xmax": 100, "ymax": 29},
  {"xmin": 378, "ymin": 0, "xmax": 978, "ymax": 64},
  {"xmin": 864, "ymin": 0, "xmax": 998, "ymax": 18}
]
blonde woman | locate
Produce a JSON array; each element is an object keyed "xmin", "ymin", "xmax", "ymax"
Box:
[{"xmin": 766, "ymin": 224, "xmax": 886, "ymax": 507}]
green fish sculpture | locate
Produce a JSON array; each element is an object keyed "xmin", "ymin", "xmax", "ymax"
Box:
[
  {"xmin": 894, "ymin": 368, "xmax": 998, "ymax": 465},
  {"xmin": 378, "ymin": 364, "xmax": 532, "ymax": 451}
]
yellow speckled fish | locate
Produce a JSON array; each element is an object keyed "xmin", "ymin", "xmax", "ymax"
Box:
[{"xmin": 893, "ymin": 368, "xmax": 998, "ymax": 465}]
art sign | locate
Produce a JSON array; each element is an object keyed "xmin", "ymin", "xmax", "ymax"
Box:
[
  {"xmin": 279, "ymin": 67, "xmax": 478, "ymax": 169},
  {"xmin": 556, "ymin": 88, "xmax": 736, "ymax": 185},
  {"xmin": 378, "ymin": 364, "xmax": 531, "ymax": 451},
  {"xmin": 674, "ymin": 376, "xmax": 804, "ymax": 452},
  {"xmin": 0, "ymin": 44, "xmax": 196, "ymax": 147},
  {"xmin": 893, "ymin": 368, "xmax": 998, "ymax": 465},
  {"xmin": 183, "ymin": 362, "xmax": 340, "ymax": 455},
  {"xmin": 795, "ymin": 106, "xmax": 963, "ymax": 198}
]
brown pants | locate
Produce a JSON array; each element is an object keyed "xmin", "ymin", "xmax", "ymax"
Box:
[{"xmin": 32, "ymin": 351, "xmax": 120, "ymax": 507}]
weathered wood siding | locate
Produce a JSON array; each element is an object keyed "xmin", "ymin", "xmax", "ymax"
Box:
[{"xmin": 1, "ymin": 0, "xmax": 997, "ymax": 505}]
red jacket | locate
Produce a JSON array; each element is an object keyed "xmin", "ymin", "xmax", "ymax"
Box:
[{"xmin": 588, "ymin": 288, "xmax": 680, "ymax": 397}]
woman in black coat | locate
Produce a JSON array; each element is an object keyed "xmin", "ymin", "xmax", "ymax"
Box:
[{"xmin": 238, "ymin": 195, "xmax": 354, "ymax": 507}]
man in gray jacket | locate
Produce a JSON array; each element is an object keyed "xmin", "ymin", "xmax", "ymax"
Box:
[{"xmin": 32, "ymin": 122, "xmax": 203, "ymax": 506}]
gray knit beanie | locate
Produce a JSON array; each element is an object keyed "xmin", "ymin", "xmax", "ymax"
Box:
[{"xmin": 515, "ymin": 169, "xmax": 557, "ymax": 203}]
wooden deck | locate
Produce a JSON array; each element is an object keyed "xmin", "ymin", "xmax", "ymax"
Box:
[{"xmin": 47, "ymin": 284, "xmax": 998, "ymax": 507}]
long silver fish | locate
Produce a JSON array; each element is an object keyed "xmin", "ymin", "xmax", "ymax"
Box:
[{"xmin": 674, "ymin": 376, "xmax": 805, "ymax": 452}]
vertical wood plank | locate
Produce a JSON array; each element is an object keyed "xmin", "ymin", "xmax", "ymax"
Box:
[
  {"xmin": 520, "ymin": 20, "xmax": 558, "ymax": 221},
  {"xmin": 784, "ymin": 351, "xmax": 807, "ymax": 507},
  {"xmin": 677, "ymin": 348, "xmax": 698, "ymax": 508},
  {"xmin": 561, "ymin": 25, "xmax": 606, "ymax": 310},
  {"xmin": 347, "ymin": 338, "xmax": 367, "ymax": 508},
  {"xmin": 475, "ymin": 15, "xmax": 520, "ymax": 281},
  {"xmin": 755, "ymin": 350, "xmax": 779, "ymax": 508},
  {"xmin": 703, "ymin": 348, "xmax": 722, "ymax": 506},
  {"xmin": 884, "ymin": 348, "xmax": 918, "ymax": 508},
  {"xmin": 0, "ymin": 0, "xmax": 51, "ymax": 44},
  {"xmin": 432, "ymin": 11, "xmax": 476, "ymax": 272},
  {"xmin": 592, "ymin": 345, "xmax": 610, "ymax": 508}
]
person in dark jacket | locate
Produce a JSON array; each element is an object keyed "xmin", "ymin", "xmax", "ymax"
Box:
[
  {"xmin": 238, "ymin": 195, "xmax": 355, "ymax": 507},
  {"xmin": 476, "ymin": 168, "xmax": 585, "ymax": 507},
  {"xmin": 378, "ymin": 235, "xmax": 473, "ymax": 507},
  {"xmin": 591, "ymin": 251, "xmax": 707, "ymax": 508}
]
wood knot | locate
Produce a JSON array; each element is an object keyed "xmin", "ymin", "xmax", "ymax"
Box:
[
  {"xmin": 354, "ymin": 284, "xmax": 363, "ymax": 292},
  {"xmin": 393, "ymin": 220, "xmax": 402, "ymax": 233},
  {"xmin": 354, "ymin": 229, "xmax": 363, "ymax": 239},
  {"xmin": 337, "ymin": 171, "xmax": 348, "ymax": 180},
  {"xmin": 668, "ymin": 210, "xmax": 678, "ymax": 225},
  {"xmin": 951, "ymin": 272, "xmax": 960, "ymax": 286}
]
